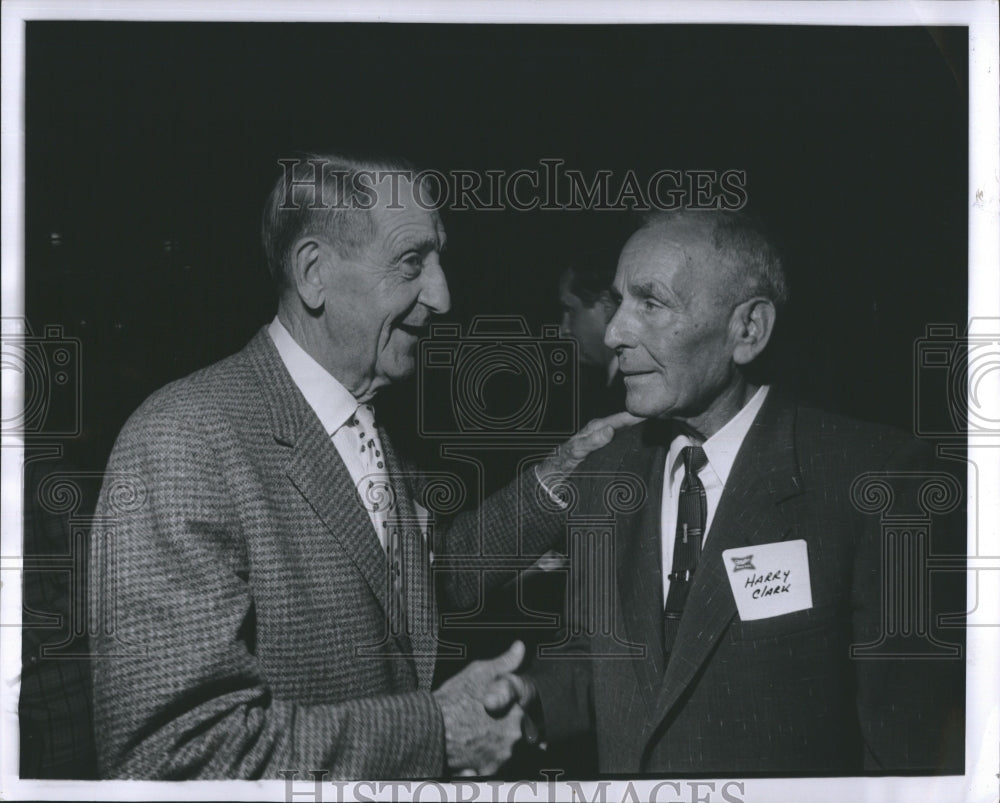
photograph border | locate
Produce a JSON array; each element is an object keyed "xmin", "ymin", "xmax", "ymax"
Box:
[{"xmin": 2, "ymin": 2, "xmax": 997, "ymax": 802}]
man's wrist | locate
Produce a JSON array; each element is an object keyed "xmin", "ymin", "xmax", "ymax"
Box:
[
  {"xmin": 533, "ymin": 464, "xmax": 569, "ymax": 510},
  {"xmin": 429, "ymin": 689, "xmax": 453, "ymax": 774}
]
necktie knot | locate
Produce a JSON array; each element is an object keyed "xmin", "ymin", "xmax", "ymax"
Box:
[
  {"xmin": 682, "ymin": 444, "xmax": 708, "ymax": 477},
  {"xmin": 353, "ymin": 402, "xmax": 376, "ymax": 429}
]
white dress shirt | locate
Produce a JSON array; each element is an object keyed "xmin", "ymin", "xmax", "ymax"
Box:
[
  {"xmin": 659, "ymin": 386, "xmax": 770, "ymax": 603},
  {"xmin": 268, "ymin": 317, "xmax": 391, "ymax": 549}
]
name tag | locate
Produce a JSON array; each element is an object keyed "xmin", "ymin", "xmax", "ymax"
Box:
[{"xmin": 722, "ymin": 539, "xmax": 813, "ymax": 621}]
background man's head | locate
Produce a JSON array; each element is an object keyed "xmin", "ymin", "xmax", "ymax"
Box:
[
  {"xmin": 261, "ymin": 154, "xmax": 450, "ymax": 400},
  {"xmin": 558, "ymin": 252, "xmax": 619, "ymax": 372},
  {"xmin": 605, "ymin": 210, "xmax": 786, "ymax": 436}
]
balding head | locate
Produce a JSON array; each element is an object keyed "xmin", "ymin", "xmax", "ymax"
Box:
[
  {"xmin": 261, "ymin": 153, "xmax": 429, "ymax": 292},
  {"xmin": 636, "ymin": 210, "xmax": 788, "ymax": 311}
]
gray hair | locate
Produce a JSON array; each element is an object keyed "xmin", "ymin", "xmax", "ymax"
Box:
[
  {"xmin": 261, "ymin": 152, "xmax": 418, "ymax": 288},
  {"xmin": 638, "ymin": 209, "xmax": 789, "ymax": 308}
]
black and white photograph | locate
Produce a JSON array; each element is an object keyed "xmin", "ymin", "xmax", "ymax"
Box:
[{"xmin": 2, "ymin": 2, "xmax": 997, "ymax": 802}]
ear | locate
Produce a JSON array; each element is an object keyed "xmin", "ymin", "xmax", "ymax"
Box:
[
  {"xmin": 730, "ymin": 297, "xmax": 777, "ymax": 365},
  {"xmin": 289, "ymin": 236, "xmax": 328, "ymax": 311}
]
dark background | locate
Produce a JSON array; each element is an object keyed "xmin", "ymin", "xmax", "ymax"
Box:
[
  {"xmin": 24, "ymin": 23, "xmax": 968, "ymax": 474},
  {"xmin": 20, "ymin": 22, "xmax": 969, "ymax": 778}
]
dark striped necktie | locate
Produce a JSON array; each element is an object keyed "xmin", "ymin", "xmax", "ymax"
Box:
[{"xmin": 663, "ymin": 444, "xmax": 708, "ymax": 663}]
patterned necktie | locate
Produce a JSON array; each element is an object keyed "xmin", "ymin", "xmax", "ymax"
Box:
[
  {"xmin": 350, "ymin": 403, "xmax": 390, "ymax": 545},
  {"xmin": 350, "ymin": 403, "xmax": 408, "ymax": 638},
  {"xmin": 663, "ymin": 444, "xmax": 708, "ymax": 662}
]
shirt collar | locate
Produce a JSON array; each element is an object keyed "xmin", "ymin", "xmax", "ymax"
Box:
[
  {"xmin": 267, "ymin": 316, "xmax": 359, "ymax": 435},
  {"xmin": 668, "ymin": 385, "xmax": 770, "ymax": 487}
]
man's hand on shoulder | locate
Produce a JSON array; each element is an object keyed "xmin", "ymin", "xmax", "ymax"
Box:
[{"xmin": 535, "ymin": 411, "xmax": 643, "ymax": 496}]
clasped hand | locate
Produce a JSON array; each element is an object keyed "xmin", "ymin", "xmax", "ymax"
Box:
[
  {"xmin": 432, "ymin": 641, "xmax": 537, "ymax": 776},
  {"xmin": 433, "ymin": 412, "xmax": 640, "ymax": 776}
]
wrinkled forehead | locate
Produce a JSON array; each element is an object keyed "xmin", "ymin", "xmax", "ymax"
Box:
[
  {"xmin": 617, "ymin": 219, "xmax": 726, "ymax": 295},
  {"xmin": 369, "ymin": 176, "xmax": 447, "ymax": 245}
]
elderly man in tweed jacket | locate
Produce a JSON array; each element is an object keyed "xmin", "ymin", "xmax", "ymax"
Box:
[{"xmin": 89, "ymin": 156, "xmax": 635, "ymax": 779}]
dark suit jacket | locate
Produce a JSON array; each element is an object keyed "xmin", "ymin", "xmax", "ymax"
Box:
[
  {"xmin": 89, "ymin": 328, "xmax": 563, "ymax": 779},
  {"xmin": 532, "ymin": 389, "xmax": 964, "ymax": 776}
]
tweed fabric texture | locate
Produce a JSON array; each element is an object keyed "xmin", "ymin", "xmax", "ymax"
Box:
[
  {"xmin": 20, "ymin": 458, "xmax": 98, "ymax": 778},
  {"xmin": 89, "ymin": 328, "xmax": 565, "ymax": 779}
]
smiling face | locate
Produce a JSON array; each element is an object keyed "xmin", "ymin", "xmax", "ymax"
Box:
[
  {"xmin": 604, "ymin": 219, "xmax": 747, "ymax": 436},
  {"xmin": 308, "ymin": 178, "xmax": 450, "ymax": 399}
]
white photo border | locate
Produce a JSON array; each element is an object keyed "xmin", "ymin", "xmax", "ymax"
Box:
[{"xmin": 2, "ymin": 2, "xmax": 997, "ymax": 802}]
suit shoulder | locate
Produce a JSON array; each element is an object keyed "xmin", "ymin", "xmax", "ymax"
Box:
[
  {"xmin": 585, "ymin": 421, "xmax": 648, "ymax": 467},
  {"xmin": 792, "ymin": 402, "xmax": 930, "ymax": 467},
  {"xmin": 115, "ymin": 346, "xmax": 259, "ymax": 446},
  {"xmin": 570, "ymin": 423, "xmax": 654, "ymax": 489}
]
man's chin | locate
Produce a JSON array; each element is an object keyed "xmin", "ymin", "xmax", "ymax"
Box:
[
  {"xmin": 624, "ymin": 390, "xmax": 670, "ymax": 420},
  {"xmin": 378, "ymin": 350, "xmax": 418, "ymax": 385}
]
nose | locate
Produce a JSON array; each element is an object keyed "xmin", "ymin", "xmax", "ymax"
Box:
[{"xmin": 420, "ymin": 258, "xmax": 451, "ymax": 315}]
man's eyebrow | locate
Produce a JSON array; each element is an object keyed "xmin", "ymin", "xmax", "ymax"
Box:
[
  {"xmin": 630, "ymin": 279, "xmax": 670, "ymax": 298},
  {"xmin": 629, "ymin": 278, "xmax": 686, "ymax": 307},
  {"xmin": 392, "ymin": 233, "xmax": 442, "ymax": 255}
]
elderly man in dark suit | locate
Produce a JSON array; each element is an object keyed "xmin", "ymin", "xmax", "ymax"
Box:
[
  {"xmin": 88, "ymin": 155, "xmax": 635, "ymax": 779},
  {"xmin": 487, "ymin": 209, "xmax": 964, "ymax": 775}
]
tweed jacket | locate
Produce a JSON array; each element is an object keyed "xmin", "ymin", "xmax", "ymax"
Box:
[
  {"xmin": 531, "ymin": 389, "xmax": 965, "ymax": 775},
  {"xmin": 89, "ymin": 328, "xmax": 564, "ymax": 779}
]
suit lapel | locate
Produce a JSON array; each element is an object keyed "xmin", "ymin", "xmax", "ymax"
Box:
[
  {"xmin": 245, "ymin": 330, "xmax": 408, "ymax": 660},
  {"xmin": 615, "ymin": 426, "xmax": 669, "ymax": 698},
  {"xmin": 283, "ymin": 425, "xmax": 395, "ymax": 621},
  {"xmin": 643, "ymin": 391, "xmax": 804, "ymax": 745},
  {"xmin": 381, "ymin": 431, "xmax": 438, "ymax": 692}
]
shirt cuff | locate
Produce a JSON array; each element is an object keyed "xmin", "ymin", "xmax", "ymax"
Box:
[{"xmin": 533, "ymin": 464, "xmax": 570, "ymax": 510}]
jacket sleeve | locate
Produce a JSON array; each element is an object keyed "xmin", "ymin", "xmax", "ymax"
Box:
[
  {"xmin": 434, "ymin": 457, "xmax": 603, "ymax": 740},
  {"xmin": 434, "ymin": 462, "xmax": 570, "ymax": 611},
  {"xmin": 90, "ymin": 409, "xmax": 445, "ymax": 780},
  {"xmin": 851, "ymin": 437, "xmax": 966, "ymax": 772},
  {"xmin": 526, "ymin": 634, "xmax": 595, "ymax": 746}
]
